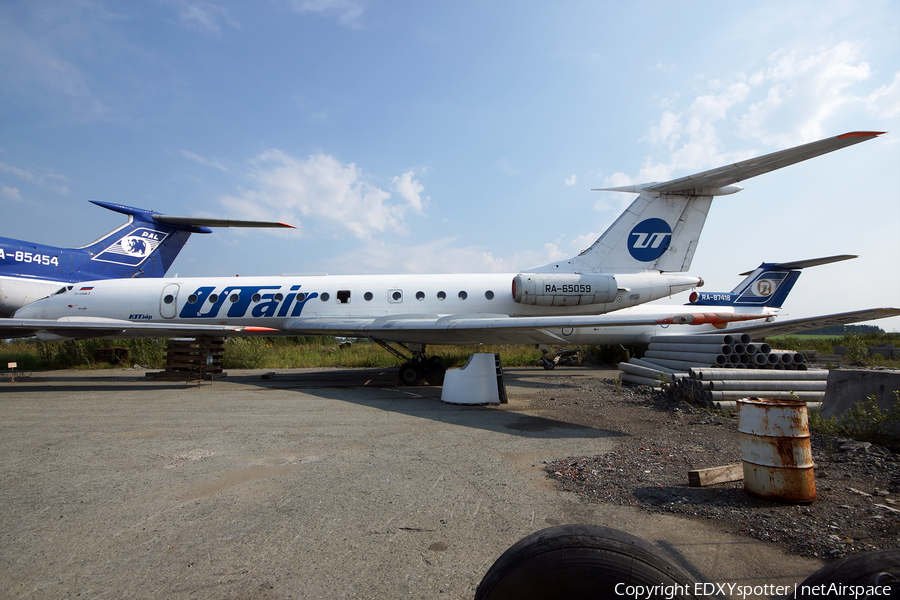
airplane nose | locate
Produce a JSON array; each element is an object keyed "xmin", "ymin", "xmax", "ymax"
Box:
[{"xmin": 13, "ymin": 301, "xmax": 45, "ymax": 319}]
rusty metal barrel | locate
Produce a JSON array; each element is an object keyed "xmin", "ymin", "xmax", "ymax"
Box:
[{"xmin": 737, "ymin": 398, "xmax": 816, "ymax": 502}]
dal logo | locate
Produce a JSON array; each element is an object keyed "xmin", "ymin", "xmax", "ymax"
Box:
[
  {"xmin": 122, "ymin": 236, "xmax": 150, "ymax": 257},
  {"xmin": 627, "ymin": 218, "xmax": 672, "ymax": 261}
]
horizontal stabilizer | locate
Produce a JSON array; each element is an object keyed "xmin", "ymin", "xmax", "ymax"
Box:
[
  {"xmin": 594, "ymin": 132, "xmax": 884, "ymax": 197},
  {"xmin": 152, "ymin": 215, "xmax": 295, "ymax": 229},
  {"xmin": 90, "ymin": 201, "xmax": 295, "ymax": 230},
  {"xmin": 644, "ymin": 131, "xmax": 884, "ymax": 195},
  {"xmin": 738, "ymin": 254, "xmax": 857, "ymax": 276}
]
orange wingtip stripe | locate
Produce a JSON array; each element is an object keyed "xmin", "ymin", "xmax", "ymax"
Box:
[
  {"xmin": 244, "ymin": 327, "xmax": 279, "ymax": 331},
  {"xmin": 839, "ymin": 131, "xmax": 886, "ymax": 138},
  {"xmin": 278, "ymin": 222, "xmax": 297, "ymax": 228}
]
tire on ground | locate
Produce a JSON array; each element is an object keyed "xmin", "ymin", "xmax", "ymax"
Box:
[
  {"xmin": 474, "ymin": 524, "xmax": 704, "ymax": 600},
  {"xmin": 790, "ymin": 549, "xmax": 899, "ymax": 599},
  {"xmin": 398, "ymin": 362, "xmax": 423, "ymax": 385}
]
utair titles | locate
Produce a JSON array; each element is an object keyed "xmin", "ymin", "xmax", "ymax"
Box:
[{"xmin": 152, "ymin": 284, "xmax": 318, "ymax": 321}]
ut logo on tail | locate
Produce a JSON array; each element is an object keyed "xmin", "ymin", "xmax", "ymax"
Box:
[{"xmin": 628, "ymin": 218, "xmax": 672, "ymax": 261}]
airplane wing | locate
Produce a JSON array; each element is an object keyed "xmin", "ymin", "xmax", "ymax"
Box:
[
  {"xmin": 282, "ymin": 311, "xmax": 768, "ymax": 345},
  {"xmin": 0, "ymin": 311, "xmax": 766, "ymax": 343},
  {"xmin": 710, "ymin": 307, "xmax": 900, "ymax": 339},
  {"xmin": 0, "ymin": 317, "xmax": 277, "ymax": 340},
  {"xmin": 597, "ymin": 131, "xmax": 884, "ymax": 196}
]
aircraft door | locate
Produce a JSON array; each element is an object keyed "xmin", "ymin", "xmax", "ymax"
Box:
[{"xmin": 160, "ymin": 284, "xmax": 180, "ymax": 319}]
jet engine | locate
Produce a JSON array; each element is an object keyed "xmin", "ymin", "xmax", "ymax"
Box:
[{"xmin": 512, "ymin": 273, "xmax": 617, "ymax": 307}]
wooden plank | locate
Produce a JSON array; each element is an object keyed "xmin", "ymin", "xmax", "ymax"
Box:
[{"xmin": 688, "ymin": 464, "xmax": 744, "ymax": 487}]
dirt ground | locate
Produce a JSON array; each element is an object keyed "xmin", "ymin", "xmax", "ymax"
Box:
[
  {"xmin": 526, "ymin": 371, "xmax": 900, "ymax": 560},
  {"xmin": 2, "ymin": 365, "xmax": 895, "ymax": 599}
]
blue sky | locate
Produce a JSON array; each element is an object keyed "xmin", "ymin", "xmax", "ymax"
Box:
[{"xmin": 2, "ymin": 0, "xmax": 899, "ymax": 332}]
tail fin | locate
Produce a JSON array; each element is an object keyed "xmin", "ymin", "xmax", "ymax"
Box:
[
  {"xmin": 531, "ymin": 131, "xmax": 883, "ymax": 274},
  {"xmin": 76, "ymin": 201, "xmax": 295, "ymax": 280},
  {"xmin": 686, "ymin": 254, "xmax": 857, "ymax": 309},
  {"xmin": 76, "ymin": 202, "xmax": 210, "ymax": 279}
]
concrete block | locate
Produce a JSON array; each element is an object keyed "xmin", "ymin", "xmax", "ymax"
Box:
[{"xmin": 821, "ymin": 369, "xmax": 900, "ymax": 420}]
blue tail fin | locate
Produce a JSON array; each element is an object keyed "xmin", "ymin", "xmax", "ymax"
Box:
[
  {"xmin": 77, "ymin": 201, "xmax": 212, "ymax": 280},
  {"xmin": 1, "ymin": 202, "xmax": 293, "ymax": 316},
  {"xmin": 2, "ymin": 201, "xmax": 293, "ymax": 285},
  {"xmin": 686, "ymin": 255, "xmax": 857, "ymax": 309}
]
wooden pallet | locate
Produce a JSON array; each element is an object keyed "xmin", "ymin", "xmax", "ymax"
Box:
[{"xmin": 147, "ymin": 337, "xmax": 225, "ymax": 381}]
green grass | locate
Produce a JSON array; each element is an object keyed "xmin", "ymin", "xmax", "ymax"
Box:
[
  {"xmin": 1, "ymin": 338, "xmax": 166, "ymax": 370},
  {"xmin": 222, "ymin": 338, "xmax": 559, "ymax": 370},
  {"xmin": 4, "ymin": 331, "xmax": 898, "ymax": 371},
  {"xmin": 1, "ymin": 337, "xmax": 555, "ymax": 371},
  {"xmin": 809, "ymin": 391, "xmax": 900, "ymax": 452}
]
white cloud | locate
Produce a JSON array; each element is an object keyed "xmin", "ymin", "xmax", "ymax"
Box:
[
  {"xmin": 646, "ymin": 110, "xmax": 682, "ymax": 148},
  {"xmin": 633, "ymin": 42, "xmax": 891, "ymax": 184},
  {"xmin": 181, "ymin": 150, "xmax": 230, "ymax": 172},
  {"xmin": 0, "ymin": 28, "xmax": 108, "ymax": 120},
  {"xmin": 496, "ymin": 157, "xmax": 520, "ymax": 176},
  {"xmin": 0, "ymin": 162, "xmax": 69, "ymax": 195},
  {"xmin": 176, "ymin": 1, "xmax": 239, "ymax": 37},
  {"xmin": 281, "ymin": 0, "xmax": 365, "ymax": 28},
  {"xmin": 565, "ymin": 174, "xmax": 577, "ymax": 186},
  {"xmin": 1, "ymin": 186, "xmax": 23, "ymax": 202},
  {"xmin": 865, "ymin": 71, "xmax": 900, "ymax": 119},
  {"xmin": 220, "ymin": 150, "xmax": 425, "ymax": 239},
  {"xmin": 323, "ymin": 235, "xmax": 574, "ymax": 275},
  {"xmin": 736, "ymin": 43, "xmax": 875, "ymax": 146},
  {"xmin": 391, "ymin": 171, "xmax": 426, "ymax": 214}
]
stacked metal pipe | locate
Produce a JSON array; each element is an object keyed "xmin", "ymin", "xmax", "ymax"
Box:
[
  {"xmin": 675, "ymin": 367, "xmax": 826, "ymax": 407},
  {"xmin": 618, "ymin": 334, "xmax": 823, "ymax": 407},
  {"xmin": 632, "ymin": 333, "xmax": 807, "ymax": 374}
]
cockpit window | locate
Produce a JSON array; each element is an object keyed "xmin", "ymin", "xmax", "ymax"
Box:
[{"xmin": 53, "ymin": 286, "xmax": 72, "ymax": 296}]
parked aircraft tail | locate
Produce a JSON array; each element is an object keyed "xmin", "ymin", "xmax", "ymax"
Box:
[
  {"xmin": 0, "ymin": 201, "xmax": 293, "ymax": 316},
  {"xmin": 73, "ymin": 201, "xmax": 202, "ymax": 280},
  {"xmin": 686, "ymin": 254, "xmax": 857, "ymax": 310},
  {"xmin": 531, "ymin": 132, "xmax": 882, "ymax": 274},
  {"xmin": 28, "ymin": 201, "xmax": 293, "ymax": 282}
]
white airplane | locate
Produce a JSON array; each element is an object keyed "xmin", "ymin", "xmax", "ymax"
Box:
[
  {"xmin": 521, "ymin": 254, "xmax": 900, "ymax": 354},
  {"xmin": 2, "ymin": 131, "xmax": 883, "ymax": 384},
  {"xmin": 0, "ymin": 201, "xmax": 294, "ymax": 317}
]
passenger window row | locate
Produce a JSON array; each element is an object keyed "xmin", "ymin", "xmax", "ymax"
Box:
[
  {"xmin": 340, "ymin": 289, "xmax": 496, "ymax": 304},
  {"xmin": 183, "ymin": 290, "xmax": 497, "ymax": 305}
]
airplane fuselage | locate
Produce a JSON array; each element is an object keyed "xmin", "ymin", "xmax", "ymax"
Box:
[
  {"xmin": 16, "ymin": 271, "xmax": 701, "ymax": 344},
  {"xmin": 0, "ymin": 237, "xmax": 77, "ymax": 316},
  {"xmin": 0, "ymin": 225, "xmax": 178, "ymax": 317}
]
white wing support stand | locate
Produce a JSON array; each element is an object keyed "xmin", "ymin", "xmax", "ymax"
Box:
[{"xmin": 440, "ymin": 353, "xmax": 508, "ymax": 405}]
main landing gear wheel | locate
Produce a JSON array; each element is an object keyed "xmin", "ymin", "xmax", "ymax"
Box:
[
  {"xmin": 474, "ymin": 524, "xmax": 704, "ymax": 600},
  {"xmin": 398, "ymin": 360, "xmax": 424, "ymax": 386},
  {"xmin": 424, "ymin": 356, "xmax": 446, "ymax": 386},
  {"xmin": 398, "ymin": 356, "xmax": 446, "ymax": 386}
]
